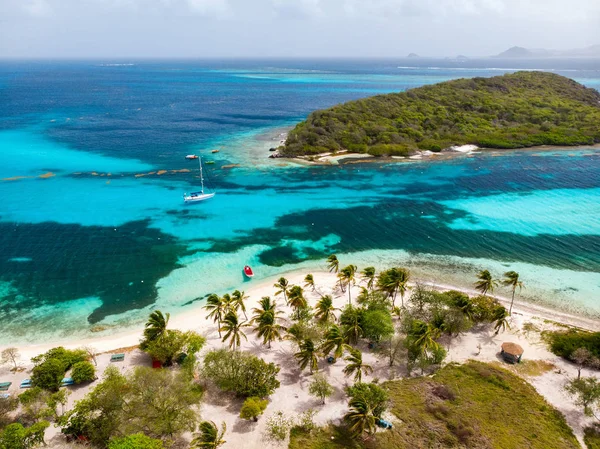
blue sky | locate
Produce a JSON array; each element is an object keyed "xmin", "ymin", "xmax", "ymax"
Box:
[{"xmin": 0, "ymin": 0, "xmax": 599, "ymax": 58}]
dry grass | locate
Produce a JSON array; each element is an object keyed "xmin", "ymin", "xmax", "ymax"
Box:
[{"xmin": 491, "ymin": 360, "xmax": 556, "ymax": 378}]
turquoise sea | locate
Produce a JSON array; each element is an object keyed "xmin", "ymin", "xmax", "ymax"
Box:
[{"xmin": 1, "ymin": 59, "xmax": 599, "ymax": 344}]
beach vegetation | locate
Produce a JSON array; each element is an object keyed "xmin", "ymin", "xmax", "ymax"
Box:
[
  {"xmin": 202, "ymin": 349, "xmax": 280, "ymax": 397},
  {"xmin": 545, "ymin": 329, "xmax": 600, "ymax": 368},
  {"xmin": 340, "ymin": 305, "xmax": 364, "ymax": 345},
  {"xmin": 320, "ymin": 324, "xmax": 350, "ymax": 359},
  {"xmin": 265, "ymin": 411, "xmax": 294, "ymax": 441},
  {"xmin": 475, "ymin": 269, "xmax": 498, "ymax": 296},
  {"xmin": 565, "ymin": 377, "xmax": 600, "ymax": 420},
  {"xmin": 203, "ymin": 294, "xmax": 227, "ymax": 338},
  {"xmin": 287, "ymin": 285, "xmax": 308, "ymax": 320},
  {"xmin": 584, "ymin": 426, "xmax": 600, "ymax": 449},
  {"xmin": 0, "ymin": 348, "xmax": 20, "ymax": 371},
  {"xmin": 239, "ymin": 397, "xmax": 268, "ymax": 421},
  {"xmin": 219, "ymin": 310, "xmax": 249, "ymax": 350},
  {"xmin": 141, "ymin": 310, "xmax": 170, "ymax": 348},
  {"xmin": 71, "ymin": 361, "xmax": 96, "ymax": 384},
  {"xmin": 251, "ymin": 296, "xmax": 284, "ymax": 348},
  {"xmin": 0, "ymin": 421, "xmax": 49, "ymax": 449},
  {"xmin": 326, "ymin": 254, "xmax": 339, "ymax": 273},
  {"xmin": 190, "ymin": 421, "xmax": 226, "ymax": 449},
  {"xmin": 343, "ymin": 382, "xmax": 390, "ymax": 439},
  {"xmin": 295, "ymin": 339, "xmax": 319, "ymax": 373},
  {"xmin": 502, "ymin": 271, "xmax": 524, "ymax": 315},
  {"xmin": 338, "ymin": 265, "xmax": 358, "ymax": 302},
  {"xmin": 360, "ymin": 267, "xmax": 376, "ymax": 291},
  {"xmin": 108, "ymin": 433, "xmax": 164, "ymax": 449},
  {"xmin": 343, "ymin": 348, "xmax": 373, "ymax": 383},
  {"xmin": 304, "ymin": 274, "xmax": 315, "ymax": 291},
  {"xmin": 273, "ymin": 277, "xmax": 290, "ymax": 302},
  {"xmin": 144, "ymin": 330, "xmax": 206, "ymax": 366},
  {"xmin": 18, "ymin": 387, "xmax": 68, "ymax": 423},
  {"xmin": 308, "ymin": 373, "xmax": 335, "ymax": 405},
  {"xmin": 231, "ymin": 290, "xmax": 248, "ymax": 320},
  {"xmin": 280, "ymin": 72, "xmax": 600, "ymax": 157},
  {"xmin": 315, "ymin": 295, "xmax": 338, "ymax": 323},
  {"xmin": 362, "ymin": 308, "xmax": 394, "ymax": 343},
  {"xmin": 377, "ymin": 267, "xmax": 410, "ymax": 308},
  {"xmin": 0, "ymin": 396, "xmax": 18, "ymax": 428}
]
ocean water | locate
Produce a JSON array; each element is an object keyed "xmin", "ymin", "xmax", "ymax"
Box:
[{"xmin": 1, "ymin": 59, "xmax": 599, "ymax": 344}]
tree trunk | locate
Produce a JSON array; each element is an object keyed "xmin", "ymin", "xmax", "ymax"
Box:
[{"xmin": 509, "ymin": 289, "xmax": 516, "ymax": 315}]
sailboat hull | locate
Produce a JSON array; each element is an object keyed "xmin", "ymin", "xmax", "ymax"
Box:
[{"xmin": 184, "ymin": 192, "xmax": 215, "ymax": 203}]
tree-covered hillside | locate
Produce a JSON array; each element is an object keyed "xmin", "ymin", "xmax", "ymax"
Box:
[{"xmin": 280, "ymin": 71, "xmax": 600, "ymax": 157}]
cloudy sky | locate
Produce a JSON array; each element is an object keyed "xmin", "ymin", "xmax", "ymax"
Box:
[{"xmin": 0, "ymin": 0, "xmax": 599, "ymax": 58}]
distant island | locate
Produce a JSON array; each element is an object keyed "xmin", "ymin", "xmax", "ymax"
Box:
[
  {"xmin": 407, "ymin": 53, "xmax": 420, "ymax": 58},
  {"xmin": 279, "ymin": 72, "xmax": 600, "ymax": 158},
  {"xmin": 494, "ymin": 44, "xmax": 600, "ymax": 58}
]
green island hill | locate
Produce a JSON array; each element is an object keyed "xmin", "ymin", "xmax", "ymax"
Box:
[
  {"xmin": 289, "ymin": 361, "xmax": 580, "ymax": 449},
  {"xmin": 280, "ymin": 71, "xmax": 600, "ymax": 157}
]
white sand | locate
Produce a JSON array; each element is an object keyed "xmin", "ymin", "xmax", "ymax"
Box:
[{"xmin": 1, "ymin": 270, "xmax": 598, "ymax": 448}]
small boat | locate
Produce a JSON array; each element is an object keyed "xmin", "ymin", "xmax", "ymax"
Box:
[
  {"xmin": 185, "ymin": 155, "xmax": 199, "ymax": 160},
  {"xmin": 211, "ymin": 149, "xmax": 220, "ymax": 154},
  {"xmin": 184, "ymin": 157, "xmax": 216, "ymax": 203},
  {"xmin": 205, "ymin": 160, "xmax": 215, "ymax": 165},
  {"xmin": 243, "ymin": 265, "xmax": 254, "ymax": 278}
]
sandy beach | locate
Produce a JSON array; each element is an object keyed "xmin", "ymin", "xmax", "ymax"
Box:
[{"xmin": 1, "ymin": 269, "xmax": 599, "ymax": 448}]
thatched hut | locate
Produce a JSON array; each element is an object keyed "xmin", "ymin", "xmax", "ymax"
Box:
[{"xmin": 501, "ymin": 342, "xmax": 524, "ymax": 364}]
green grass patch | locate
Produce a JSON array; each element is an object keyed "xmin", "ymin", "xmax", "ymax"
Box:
[
  {"xmin": 289, "ymin": 361, "xmax": 579, "ymax": 449},
  {"xmin": 584, "ymin": 426, "xmax": 600, "ymax": 449}
]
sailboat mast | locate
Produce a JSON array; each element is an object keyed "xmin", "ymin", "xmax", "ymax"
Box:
[{"xmin": 199, "ymin": 156, "xmax": 204, "ymax": 193}]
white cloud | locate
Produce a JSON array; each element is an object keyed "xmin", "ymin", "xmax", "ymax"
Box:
[{"xmin": 22, "ymin": 0, "xmax": 52, "ymax": 17}]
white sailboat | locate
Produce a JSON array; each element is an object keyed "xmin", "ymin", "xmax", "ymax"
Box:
[{"xmin": 184, "ymin": 156, "xmax": 215, "ymax": 203}]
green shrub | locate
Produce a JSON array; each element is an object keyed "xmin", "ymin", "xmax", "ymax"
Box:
[
  {"xmin": 71, "ymin": 361, "xmax": 96, "ymax": 384},
  {"xmin": 239, "ymin": 397, "xmax": 268, "ymax": 421},
  {"xmin": 546, "ymin": 330, "xmax": 600, "ymax": 362},
  {"xmin": 584, "ymin": 426, "xmax": 600, "ymax": 449},
  {"xmin": 203, "ymin": 349, "xmax": 280, "ymax": 397},
  {"xmin": 108, "ymin": 433, "xmax": 164, "ymax": 449},
  {"xmin": 30, "ymin": 347, "xmax": 87, "ymax": 392}
]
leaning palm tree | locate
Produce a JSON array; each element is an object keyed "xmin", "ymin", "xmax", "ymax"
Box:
[
  {"xmin": 191, "ymin": 421, "xmax": 226, "ymax": 449},
  {"xmin": 377, "ymin": 267, "xmax": 410, "ymax": 308},
  {"xmin": 340, "ymin": 306, "xmax": 363, "ymax": 345},
  {"xmin": 304, "ymin": 274, "xmax": 316, "ymax": 292},
  {"xmin": 344, "ymin": 396, "xmax": 377, "ymax": 438},
  {"xmin": 475, "ymin": 269, "xmax": 498, "ymax": 296},
  {"xmin": 287, "ymin": 285, "xmax": 308, "ymax": 319},
  {"xmin": 252, "ymin": 297, "xmax": 284, "ymax": 349},
  {"xmin": 410, "ymin": 320, "xmax": 441, "ymax": 353},
  {"xmin": 502, "ymin": 271, "xmax": 524, "ymax": 315},
  {"xmin": 320, "ymin": 324, "xmax": 349, "ymax": 359},
  {"xmin": 295, "ymin": 339, "xmax": 319, "ymax": 373},
  {"xmin": 231, "ymin": 290, "xmax": 248, "ymax": 320},
  {"xmin": 360, "ymin": 266, "xmax": 376, "ymax": 291},
  {"xmin": 493, "ymin": 307, "xmax": 511, "ymax": 335},
  {"xmin": 204, "ymin": 294, "xmax": 226, "ymax": 338},
  {"xmin": 220, "ymin": 310, "xmax": 249, "ymax": 350},
  {"xmin": 343, "ymin": 348, "xmax": 373, "ymax": 383},
  {"xmin": 221, "ymin": 293, "xmax": 235, "ymax": 312},
  {"xmin": 143, "ymin": 310, "xmax": 170, "ymax": 343},
  {"xmin": 273, "ymin": 277, "xmax": 290, "ymax": 303},
  {"xmin": 339, "ymin": 265, "xmax": 358, "ymax": 304},
  {"xmin": 255, "ymin": 311, "xmax": 284, "ymax": 349},
  {"xmin": 314, "ymin": 295, "xmax": 337, "ymax": 323},
  {"xmin": 326, "ymin": 254, "xmax": 339, "ymax": 273}
]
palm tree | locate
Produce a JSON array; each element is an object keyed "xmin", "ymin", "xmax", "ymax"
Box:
[
  {"xmin": 191, "ymin": 421, "xmax": 226, "ymax": 449},
  {"xmin": 339, "ymin": 265, "xmax": 358, "ymax": 304},
  {"xmin": 220, "ymin": 310, "xmax": 249, "ymax": 350},
  {"xmin": 314, "ymin": 295, "xmax": 337, "ymax": 323},
  {"xmin": 493, "ymin": 307, "xmax": 511, "ymax": 335},
  {"xmin": 287, "ymin": 285, "xmax": 307, "ymax": 319},
  {"xmin": 453, "ymin": 294, "xmax": 475, "ymax": 321},
  {"xmin": 344, "ymin": 396, "xmax": 377, "ymax": 438},
  {"xmin": 304, "ymin": 274, "xmax": 316, "ymax": 292},
  {"xmin": 221, "ymin": 293, "xmax": 235, "ymax": 312},
  {"xmin": 252, "ymin": 297, "xmax": 284, "ymax": 349},
  {"xmin": 410, "ymin": 320, "xmax": 441, "ymax": 352},
  {"xmin": 326, "ymin": 254, "xmax": 339, "ymax": 273},
  {"xmin": 377, "ymin": 267, "xmax": 410, "ymax": 308},
  {"xmin": 143, "ymin": 310, "xmax": 170, "ymax": 343},
  {"xmin": 343, "ymin": 348, "xmax": 373, "ymax": 383},
  {"xmin": 475, "ymin": 269, "xmax": 498, "ymax": 296},
  {"xmin": 204, "ymin": 294, "xmax": 226, "ymax": 338},
  {"xmin": 274, "ymin": 277, "xmax": 290, "ymax": 303},
  {"xmin": 295, "ymin": 339, "xmax": 319, "ymax": 373},
  {"xmin": 340, "ymin": 306, "xmax": 363, "ymax": 345},
  {"xmin": 502, "ymin": 271, "xmax": 524, "ymax": 315},
  {"xmin": 320, "ymin": 324, "xmax": 349, "ymax": 359},
  {"xmin": 360, "ymin": 266, "xmax": 376, "ymax": 291},
  {"xmin": 231, "ymin": 290, "xmax": 248, "ymax": 319}
]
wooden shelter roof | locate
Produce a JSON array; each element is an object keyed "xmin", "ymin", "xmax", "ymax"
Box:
[{"xmin": 501, "ymin": 342, "xmax": 524, "ymax": 356}]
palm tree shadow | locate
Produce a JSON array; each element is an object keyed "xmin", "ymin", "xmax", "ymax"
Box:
[{"xmin": 232, "ymin": 418, "xmax": 257, "ymax": 434}]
